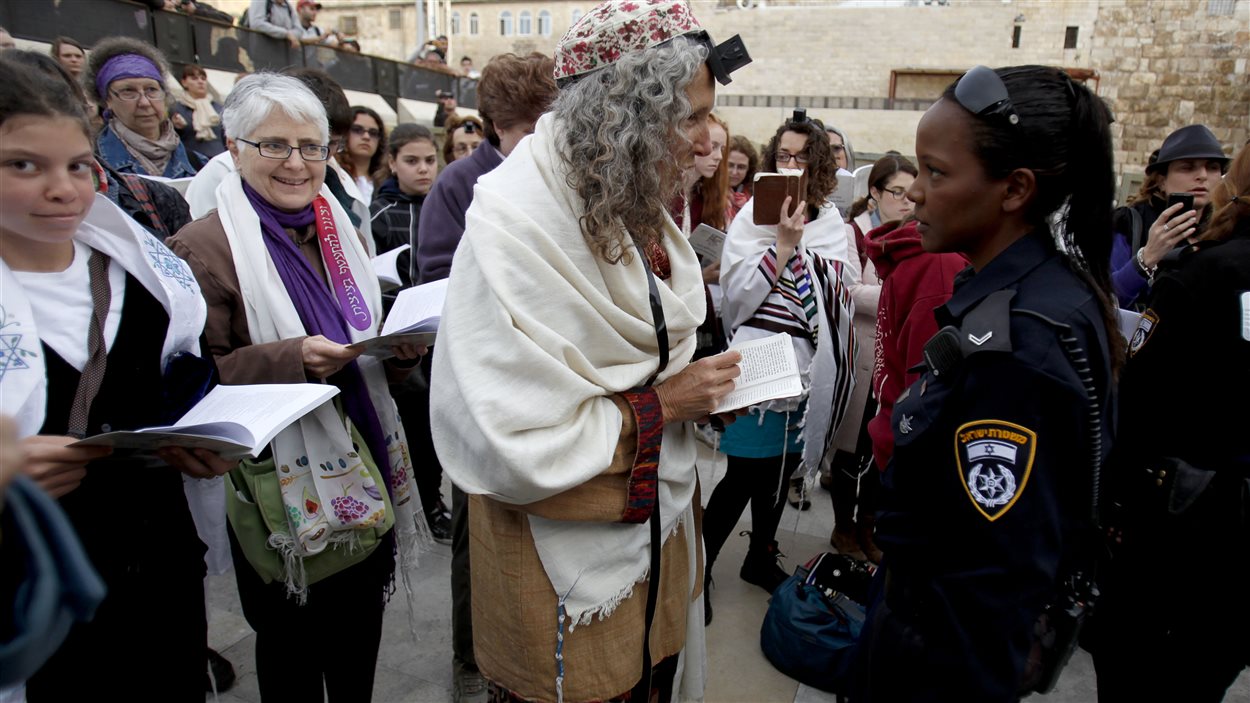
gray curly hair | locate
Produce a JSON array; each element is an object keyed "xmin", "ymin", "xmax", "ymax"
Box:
[
  {"xmin": 552, "ymin": 37, "xmax": 708, "ymax": 265},
  {"xmin": 81, "ymin": 36, "xmax": 174, "ymax": 106}
]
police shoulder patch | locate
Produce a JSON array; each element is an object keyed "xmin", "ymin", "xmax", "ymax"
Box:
[
  {"xmin": 1129, "ymin": 309, "xmax": 1159, "ymax": 356},
  {"xmin": 954, "ymin": 420, "xmax": 1036, "ymax": 521}
]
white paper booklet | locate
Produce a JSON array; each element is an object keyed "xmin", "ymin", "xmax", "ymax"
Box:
[
  {"xmin": 349, "ymin": 277, "xmax": 448, "ymax": 357},
  {"xmin": 134, "ymin": 173, "xmax": 194, "ymax": 196},
  {"xmin": 715, "ymin": 332, "xmax": 803, "ymax": 413},
  {"xmin": 372, "ymin": 244, "xmax": 410, "ymax": 291},
  {"xmin": 688, "ymin": 223, "xmax": 727, "ymax": 263},
  {"xmin": 1117, "ymin": 308, "xmax": 1143, "ymax": 342},
  {"xmin": 73, "ymin": 383, "xmax": 339, "ymax": 458}
]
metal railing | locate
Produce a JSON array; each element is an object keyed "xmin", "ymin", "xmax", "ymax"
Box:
[{"xmin": 0, "ymin": 0, "xmax": 477, "ymax": 108}]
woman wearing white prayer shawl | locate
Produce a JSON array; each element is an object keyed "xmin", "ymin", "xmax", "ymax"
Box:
[
  {"xmin": 431, "ymin": 2, "xmax": 755, "ymax": 701},
  {"xmin": 167, "ymin": 72, "xmax": 428, "ymax": 702},
  {"xmin": 0, "ymin": 59, "xmax": 232, "ymax": 701},
  {"xmin": 704, "ymin": 113, "xmax": 858, "ymax": 624}
]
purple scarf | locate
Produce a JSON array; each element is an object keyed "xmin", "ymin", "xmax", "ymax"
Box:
[{"xmin": 242, "ymin": 182, "xmax": 394, "ymax": 490}]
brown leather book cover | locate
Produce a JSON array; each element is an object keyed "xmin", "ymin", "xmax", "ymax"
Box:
[{"xmin": 752, "ymin": 171, "xmax": 808, "ymax": 226}]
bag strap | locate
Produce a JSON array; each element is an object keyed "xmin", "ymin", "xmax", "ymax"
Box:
[
  {"xmin": 66, "ymin": 249, "xmax": 113, "ymax": 439},
  {"xmin": 1126, "ymin": 207, "xmax": 1144, "ymax": 258},
  {"xmin": 632, "ymin": 236, "xmax": 670, "ymax": 696}
]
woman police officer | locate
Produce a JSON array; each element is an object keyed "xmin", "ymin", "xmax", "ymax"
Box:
[{"xmin": 855, "ymin": 65, "xmax": 1122, "ymax": 701}]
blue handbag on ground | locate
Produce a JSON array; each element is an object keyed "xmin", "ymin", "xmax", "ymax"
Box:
[{"xmin": 760, "ymin": 552, "xmax": 869, "ymax": 695}]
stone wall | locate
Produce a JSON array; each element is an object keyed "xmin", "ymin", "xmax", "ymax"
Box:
[
  {"xmin": 1091, "ymin": 0, "xmax": 1249, "ymax": 183},
  {"xmin": 316, "ymin": 0, "xmax": 1250, "ymax": 182}
]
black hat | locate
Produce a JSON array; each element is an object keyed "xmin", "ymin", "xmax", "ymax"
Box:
[{"xmin": 1147, "ymin": 125, "xmax": 1229, "ymax": 173}]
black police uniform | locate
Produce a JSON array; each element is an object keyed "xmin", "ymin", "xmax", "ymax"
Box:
[
  {"xmin": 855, "ymin": 233, "xmax": 1114, "ymax": 703},
  {"xmin": 1092, "ymin": 219, "xmax": 1250, "ymax": 703}
]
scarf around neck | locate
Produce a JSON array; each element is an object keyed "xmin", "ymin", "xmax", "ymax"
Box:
[
  {"xmin": 110, "ymin": 118, "xmax": 180, "ymax": 177},
  {"xmin": 243, "ymin": 182, "xmax": 392, "ymax": 491},
  {"xmin": 179, "ymin": 94, "xmax": 220, "ymax": 142}
]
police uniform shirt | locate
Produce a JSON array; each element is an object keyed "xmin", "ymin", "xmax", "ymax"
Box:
[{"xmin": 865, "ymin": 233, "xmax": 1115, "ymax": 702}]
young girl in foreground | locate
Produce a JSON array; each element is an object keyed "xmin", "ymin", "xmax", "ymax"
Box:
[{"xmin": 0, "ymin": 57, "xmax": 232, "ymax": 701}]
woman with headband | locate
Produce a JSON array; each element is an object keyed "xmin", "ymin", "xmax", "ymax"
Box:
[{"xmin": 83, "ymin": 37, "xmax": 203, "ymax": 179}]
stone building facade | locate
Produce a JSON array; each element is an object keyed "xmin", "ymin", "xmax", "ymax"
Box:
[{"xmin": 317, "ymin": 0, "xmax": 1249, "ymax": 188}]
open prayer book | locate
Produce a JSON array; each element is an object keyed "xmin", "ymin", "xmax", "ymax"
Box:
[
  {"xmin": 372, "ymin": 244, "xmax": 410, "ymax": 292},
  {"xmin": 688, "ymin": 223, "xmax": 727, "ymax": 264},
  {"xmin": 73, "ymin": 383, "xmax": 339, "ymax": 458},
  {"xmin": 348, "ymin": 277, "xmax": 448, "ymax": 358},
  {"xmin": 715, "ymin": 332, "xmax": 803, "ymax": 413}
]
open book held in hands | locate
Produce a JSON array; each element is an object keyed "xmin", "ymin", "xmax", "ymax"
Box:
[
  {"xmin": 72, "ymin": 383, "xmax": 339, "ymax": 458},
  {"xmin": 349, "ymin": 277, "xmax": 448, "ymax": 358},
  {"xmin": 715, "ymin": 333, "xmax": 803, "ymax": 413},
  {"xmin": 752, "ymin": 170, "xmax": 808, "ymax": 226}
]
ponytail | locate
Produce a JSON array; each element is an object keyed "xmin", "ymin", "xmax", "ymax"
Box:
[{"xmin": 1061, "ymin": 78, "xmax": 1125, "ymax": 374}]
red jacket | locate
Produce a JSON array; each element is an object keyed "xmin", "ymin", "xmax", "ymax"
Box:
[{"xmin": 864, "ymin": 219, "xmax": 967, "ymax": 471}]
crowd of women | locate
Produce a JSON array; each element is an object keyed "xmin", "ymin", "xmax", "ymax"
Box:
[{"xmin": 1, "ymin": 1, "xmax": 1247, "ymax": 701}]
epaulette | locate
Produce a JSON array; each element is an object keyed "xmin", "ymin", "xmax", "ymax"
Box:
[{"xmin": 958, "ymin": 289, "xmax": 1015, "ymax": 356}]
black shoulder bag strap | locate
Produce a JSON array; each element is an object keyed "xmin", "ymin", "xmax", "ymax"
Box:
[{"xmin": 633, "ymin": 237, "xmax": 669, "ymax": 699}]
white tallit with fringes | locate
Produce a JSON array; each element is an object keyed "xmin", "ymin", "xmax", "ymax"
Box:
[
  {"xmin": 214, "ymin": 174, "xmax": 431, "ymax": 598},
  {"xmin": 431, "ymin": 113, "xmax": 706, "ymax": 636},
  {"xmin": 720, "ymin": 196, "xmax": 859, "ymax": 475},
  {"xmin": 0, "ymin": 194, "xmax": 205, "ymax": 439}
]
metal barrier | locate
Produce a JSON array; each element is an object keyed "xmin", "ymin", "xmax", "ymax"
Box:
[{"xmin": 0, "ymin": 0, "xmax": 476, "ymax": 108}]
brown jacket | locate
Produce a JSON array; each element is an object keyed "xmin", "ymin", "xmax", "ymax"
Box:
[{"xmin": 168, "ymin": 211, "xmax": 310, "ymax": 385}]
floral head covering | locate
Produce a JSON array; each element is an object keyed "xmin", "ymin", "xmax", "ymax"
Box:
[{"xmin": 553, "ymin": 0, "xmax": 703, "ymax": 84}]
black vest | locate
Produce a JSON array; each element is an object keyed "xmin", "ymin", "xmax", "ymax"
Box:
[{"xmin": 40, "ymin": 274, "xmax": 204, "ymax": 578}]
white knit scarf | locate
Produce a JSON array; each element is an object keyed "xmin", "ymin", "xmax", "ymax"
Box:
[
  {"xmin": 213, "ymin": 174, "xmax": 430, "ymax": 596},
  {"xmin": 0, "ymin": 194, "xmax": 206, "ymax": 438},
  {"xmin": 432, "ymin": 113, "xmax": 708, "ymax": 649}
]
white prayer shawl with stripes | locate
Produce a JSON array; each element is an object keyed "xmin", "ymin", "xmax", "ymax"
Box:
[{"xmin": 720, "ymin": 196, "xmax": 858, "ymax": 474}]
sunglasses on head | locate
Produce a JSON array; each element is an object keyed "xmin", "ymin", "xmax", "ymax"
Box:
[{"xmin": 954, "ymin": 65, "xmax": 1020, "ymax": 127}]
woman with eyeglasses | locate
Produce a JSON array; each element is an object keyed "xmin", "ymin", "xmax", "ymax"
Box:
[
  {"xmin": 854, "ymin": 65, "xmax": 1121, "ymax": 701},
  {"xmin": 167, "ymin": 73, "xmax": 430, "ymax": 702},
  {"xmin": 82, "ymin": 37, "xmax": 203, "ymax": 179},
  {"xmin": 443, "ymin": 113, "xmax": 484, "ymax": 163},
  {"xmin": 704, "ymin": 112, "xmax": 857, "ymax": 624},
  {"xmin": 342, "ymin": 106, "xmax": 386, "ymax": 204}
]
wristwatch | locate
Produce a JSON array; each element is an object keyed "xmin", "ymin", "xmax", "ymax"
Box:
[{"xmin": 1134, "ymin": 247, "xmax": 1157, "ymax": 285}]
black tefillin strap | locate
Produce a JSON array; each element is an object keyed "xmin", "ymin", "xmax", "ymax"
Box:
[{"xmin": 632, "ymin": 237, "xmax": 668, "ymax": 698}]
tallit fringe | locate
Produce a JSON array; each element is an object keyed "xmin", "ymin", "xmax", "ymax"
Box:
[
  {"xmin": 268, "ymin": 529, "xmax": 366, "ymax": 605},
  {"xmin": 393, "ymin": 511, "xmax": 433, "ymax": 643},
  {"xmin": 565, "ymin": 511, "xmax": 687, "ymax": 632}
]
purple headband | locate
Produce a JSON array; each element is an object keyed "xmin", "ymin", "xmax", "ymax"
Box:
[{"xmin": 95, "ymin": 53, "xmax": 164, "ymax": 99}]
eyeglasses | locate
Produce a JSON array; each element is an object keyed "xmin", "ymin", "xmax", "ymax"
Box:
[
  {"xmin": 350, "ymin": 124, "xmax": 381, "ymax": 139},
  {"xmin": 109, "ymin": 86, "xmax": 165, "ymax": 102},
  {"xmin": 237, "ymin": 138, "xmax": 331, "ymax": 161},
  {"xmin": 880, "ymin": 187, "xmax": 910, "ymax": 201},
  {"xmin": 953, "ymin": 65, "xmax": 1020, "ymax": 127},
  {"xmin": 776, "ymin": 151, "xmax": 809, "ymax": 165}
]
